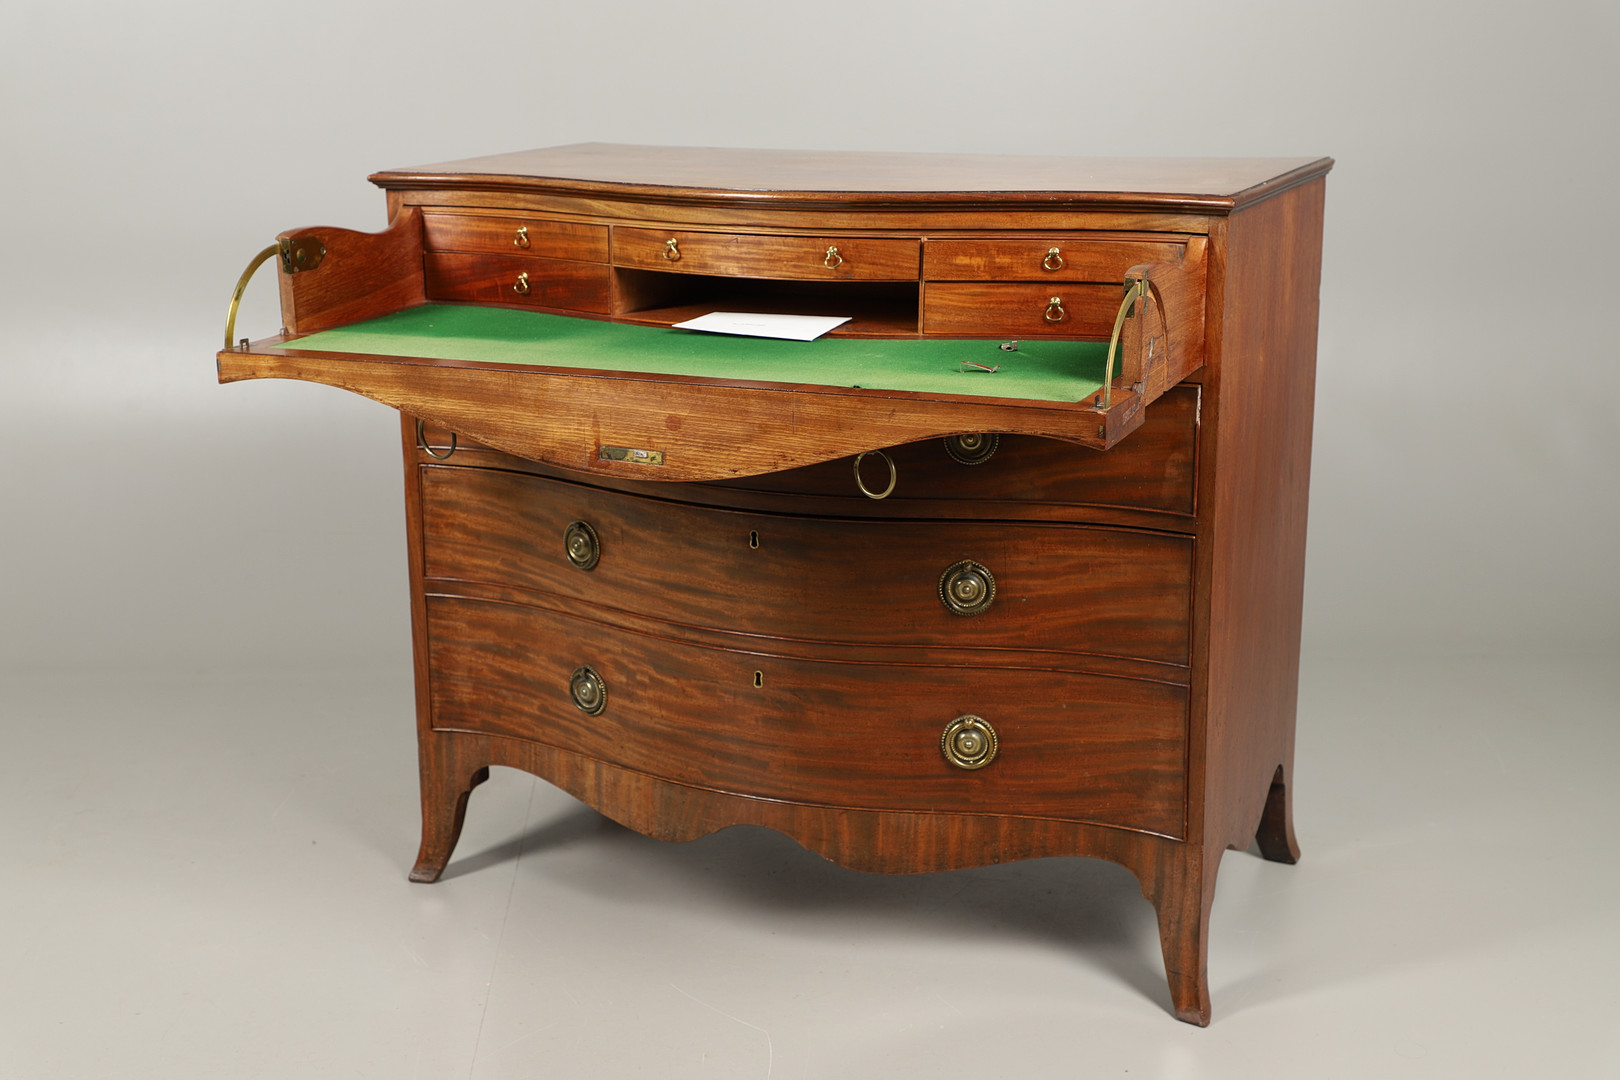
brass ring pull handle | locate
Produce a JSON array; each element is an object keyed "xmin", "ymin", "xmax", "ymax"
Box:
[
  {"xmin": 570, "ymin": 665, "xmax": 607, "ymax": 715},
  {"xmin": 223, "ymin": 243, "xmax": 281, "ymax": 350},
  {"xmin": 1043, "ymin": 296, "xmax": 1067, "ymax": 324},
  {"xmin": 939, "ymin": 559, "xmax": 996, "ymax": 616},
  {"xmin": 513, "ymin": 225, "xmax": 530, "ymax": 248},
  {"xmin": 513, "ymin": 271, "xmax": 531, "ymax": 296},
  {"xmin": 563, "ymin": 520, "xmax": 600, "ymax": 570},
  {"xmin": 942, "ymin": 432, "xmax": 999, "ymax": 466},
  {"xmin": 941, "ymin": 715, "xmax": 998, "ymax": 770},
  {"xmin": 663, "ymin": 238, "xmax": 681, "ymax": 261},
  {"xmin": 852, "ymin": 449, "xmax": 897, "ymax": 500},
  {"xmin": 416, "ymin": 418, "xmax": 457, "ymax": 460},
  {"xmin": 824, "ymin": 245, "xmax": 844, "ymax": 269},
  {"xmin": 1100, "ymin": 278, "xmax": 1151, "ymax": 411},
  {"xmin": 1042, "ymin": 247, "xmax": 1064, "ymax": 272}
]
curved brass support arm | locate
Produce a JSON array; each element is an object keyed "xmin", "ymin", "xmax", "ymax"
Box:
[
  {"xmin": 1099, "ymin": 278, "xmax": 1150, "ymax": 411},
  {"xmin": 224, "ymin": 243, "xmax": 282, "ymax": 350}
]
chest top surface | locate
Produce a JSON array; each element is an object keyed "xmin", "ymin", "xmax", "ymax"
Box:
[{"xmin": 371, "ymin": 142, "xmax": 1331, "ymax": 212}]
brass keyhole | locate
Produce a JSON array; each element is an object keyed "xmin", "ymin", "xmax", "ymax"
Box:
[
  {"xmin": 753, "ymin": 670, "xmax": 764, "ymax": 688},
  {"xmin": 749, "ymin": 530, "xmax": 760, "ymax": 549}
]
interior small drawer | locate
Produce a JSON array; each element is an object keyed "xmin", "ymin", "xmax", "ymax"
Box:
[
  {"xmin": 612, "ymin": 227, "xmax": 920, "ymax": 281},
  {"xmin": 421, "ymin": 469, "xmax": 1194, "ymax": 667},
  {"xmin": 924, "ymin": 282, "xmax": 1123, "ymax": 337},
  {"xmin": 924, "ymin": 238, "xmax": 1187, "ymax": 282},
  {"xmin": 422, "ymin": 213, "xmax": 608, "ymax": 263},
  {"xmin": 426, "ymin": 594, "xmax": 1189, "ymax": 837},
  {"xmin": 424, "ymin": 252, "xmax": 611, "ymax": 313}
]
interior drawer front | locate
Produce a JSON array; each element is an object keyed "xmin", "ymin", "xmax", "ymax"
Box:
[
  {"xmin": 427, "ymin": 595, "xmax": 1188, "ymax": 837},
  {"xmin": 924, "ymin": 282, "xmax": 1122, "ymax": 337},
  {"xmin": 421, "ymin": 469, "xmax": 1193, "ymax": 666},
  {"xmin": 924, "ymin": 238, "xmax": 1186, "ymax": 282},
  {"xmin": 424, "ymin": 252, "xmax": 611, "ymax": 313},
  {"xmin": 612, "ymin": 227, "xmax": 920, "ymax": 281},
  {"xmin": 713, "ymin": 384, "xmax": 1198, "ymax": 517},
  {"xmin": 422, "ymin": 213, "xmax": 608, "ymax": 262}
]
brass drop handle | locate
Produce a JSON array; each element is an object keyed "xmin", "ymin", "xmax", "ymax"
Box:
[
  {"xmin": 513, "ymin": 225, "xmax": 531, "ymax": 249},
  {"xmin": 1044, "ymin": 296, "xmax": 1066, "ymax": 323},
  {"xmin": 853, "ymin": 449, "xmax": 897, "ymax": 500},
  {"xmin": 1042, "ymin": 247, "xmax": 1064, "ymax": 271},
  {"xmin": 941, "ymin": 715, "xmax": 998, "ymax": 770},
  {"xmin": 563, "ymin": 520, "xmax": 600, "ymax": 570},
  {"xmin": 664, "ymin": 238, "xmax": 681, "ymax": 261},
  {"xmin": 513, "ymin": 271, "xmax": 531, "ymax": 296},
  {"xmin": 570, "ymin": 665, "xmax": 607, "ymax": 715},
  {"xmin": 939, "ymin": 559, "xmax": 996, "ymax": 616},
  {"xmin": 824, "ymin": 245, "xmax": 844, "ymax": 269},
  {"xmin": 415, "ymin": 418, "xmax": 457, "ymax": 461}
]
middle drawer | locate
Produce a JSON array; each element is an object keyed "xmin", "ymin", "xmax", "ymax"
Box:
[{"xmin": 421, "ymin": 467, "xmax": 1193, "ymax": 668}]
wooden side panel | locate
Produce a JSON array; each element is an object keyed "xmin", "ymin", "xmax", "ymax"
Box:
[
  {"xmin": 276, "ymin": 209, "xmax": 426, "ymax": 336},
  {"xmin": 1197, "ymin": 179, "xmax": 1324, "ymax": 858},
  {"xmin": 426, "ymin": 594, "xmax": 1189, "ymax": 836},
  {"xmin": 1120, "ymin": 237, "xmax": 1208, "ymax": 399},
  {"xmin": 421, "ymin": 467, "xmax": 1195, "ymax": 666}
]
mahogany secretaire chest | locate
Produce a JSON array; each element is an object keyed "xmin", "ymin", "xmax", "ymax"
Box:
[{"xmin": 218, "ymin": 143, "xmax": 1330, "ymax": 1024}]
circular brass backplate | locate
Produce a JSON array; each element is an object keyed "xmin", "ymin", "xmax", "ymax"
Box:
[
  {"xmin": 569, "ymin": 665, "xmax": 607, "ymax": 715},
  {"xmin": 938, "ymin": 559, "xmax": 996, "ymax": 616},
  {"xmin": 563, "ymin": 520, "xmax": 600, "ymax": 570},
  {"xmin": 941, "ymin": 715, "xmax": 998, "ymax": 770},
  {"xmin": 942, "ymin": 432, "xmax": 999, "ymax": 466}
]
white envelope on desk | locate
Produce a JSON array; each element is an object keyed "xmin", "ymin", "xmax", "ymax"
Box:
[{"xmin": 672, "ymin": 312, "xmax": 851, "ymax": 341}]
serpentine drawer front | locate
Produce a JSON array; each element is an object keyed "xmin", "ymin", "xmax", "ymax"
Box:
[
  {"xmin": 217, "ymin": 143, "xmax": 1330, "ymax": 1025},
  {"xmin": 425, "ymin": 595, "xmax": 1189, "ymax": 836},
  {"xmin": 420, "ymin": 466, "xmax": 1194, "ymax": 668}
]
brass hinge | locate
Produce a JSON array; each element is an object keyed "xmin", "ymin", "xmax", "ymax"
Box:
[{"xmin": 278, "ymin": 235, "xmax": 326, "ymax": 274}]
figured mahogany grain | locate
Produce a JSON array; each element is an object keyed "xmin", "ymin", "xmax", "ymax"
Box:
[
  {"xmin": 425, "ymin": 594, "xmax": 1189, "ymax": 836},
  {"xmin": 275, "ymin": 209, "xmax": 426, "ymax": 336},
  {"xmin": 422, "ymin": 212, "xmax": 608, "ymax": 262},
  {"xmin": 612, "ymin": 227, "xmax": 920, "ymax": 281},
  {"xmin": 423, "ymin": 252, "xmax": 612, "ymax": 314},
  {"xmin": 924, "ymin": 237, "xmax": 1188, "ymax": 283},
  {"xmin": 923, "ymin": 282, "xmax": 1121, "ymax": 338},
  {"xmin": 421, "ymin": 466, "xmax": 1195, "ymax": 667}
]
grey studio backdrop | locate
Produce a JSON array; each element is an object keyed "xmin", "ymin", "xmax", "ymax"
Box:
[
  {"xmin": 3, "ymin": 1, "xmax": 1615, "ymax": 673},
  {"xmin": 2, "ymin": 0, "xmax": 1617, "ymax": 1075}
]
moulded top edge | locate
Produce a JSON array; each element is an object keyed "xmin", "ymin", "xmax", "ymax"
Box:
[{"xmin": 369, "ymin": 143, "xmax": 1334, "ymax": 213}]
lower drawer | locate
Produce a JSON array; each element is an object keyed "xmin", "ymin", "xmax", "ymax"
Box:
[
  {"xmin": 424, "ymin": 252, "xmax": 612, "ymax": 313},
  {"xmin": 426, "ymin": 595, "xmax": 1189, "ymax": 837}
]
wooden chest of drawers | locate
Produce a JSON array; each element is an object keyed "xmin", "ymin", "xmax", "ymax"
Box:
[{"xmin": 218, "ymin": 143, "xmax": 1330, "ymax": 1024}]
